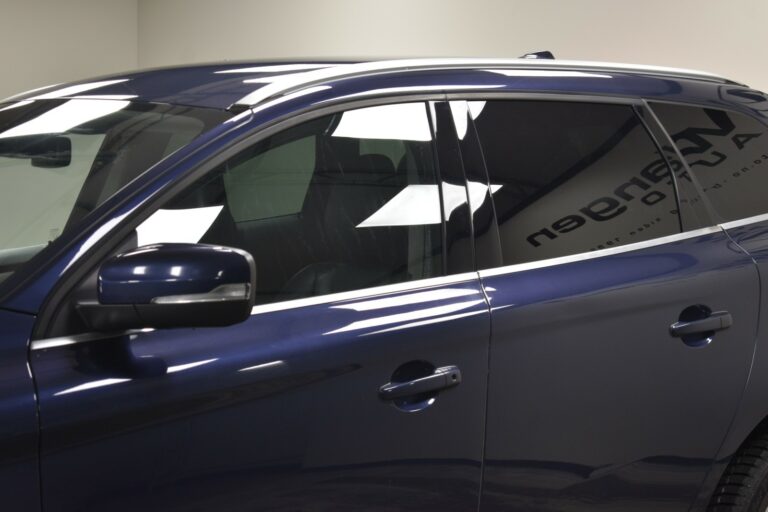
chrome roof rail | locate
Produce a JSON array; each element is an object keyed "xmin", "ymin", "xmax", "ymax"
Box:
[{"xmin": 233, "ymin": 58, "xmax": 740, "ymax": 109}]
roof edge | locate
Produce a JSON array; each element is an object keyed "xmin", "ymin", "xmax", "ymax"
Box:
[{"xmin": 233, "ymin": 58, "xmax": 743, "ymax": 108}]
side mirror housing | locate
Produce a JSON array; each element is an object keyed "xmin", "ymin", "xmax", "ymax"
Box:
[{"xmin": 78, "ymin": 243, "xmax": 256, "ymax": 331}]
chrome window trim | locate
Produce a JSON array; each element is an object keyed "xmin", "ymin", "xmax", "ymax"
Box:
[
  {"xmin": 479, "ymin": 226, "xmax": 723, "ymax": 279},
  {"xmin": 720, "ymin": 212, "xmax": 768, "ymax": 230},
  {"xmin": 248, "ymin": 272, "xmax": 481, "ymax": 316}
]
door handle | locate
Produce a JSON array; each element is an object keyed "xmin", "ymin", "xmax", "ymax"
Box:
[
  {"xmin": 379, "ymin": 365, "xmax": 462, "ymax": 401},
  {"xmin": 670, "ymin": 310, "xmax": 733, "ymax": 337}
]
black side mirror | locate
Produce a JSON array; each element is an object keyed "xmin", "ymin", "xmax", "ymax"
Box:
[{"xmin": 77, "ymin": 243, "xmax": 256, "ymax": 331}]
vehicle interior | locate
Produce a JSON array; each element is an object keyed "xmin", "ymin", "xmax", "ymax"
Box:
[{"xmin": 167, "ymin": 110, "xmax": 444, "ymax": 305}]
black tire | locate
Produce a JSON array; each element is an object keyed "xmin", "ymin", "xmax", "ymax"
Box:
[{"xmin": 710, "ymin": 427, "xmax": 768, "ymax": 511}]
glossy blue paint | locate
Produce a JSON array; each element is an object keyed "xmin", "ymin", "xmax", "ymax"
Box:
[
  {"xmin": 0, "ymin": 309, "xmax": 41, "ymax": 512},
  {"xmin": 688, "ymin": 220, "xmax": 768, "ymax": 509},
  {"xmin": 4, "ymin": 61, "xmax": 351, "ymax": 110},
  {"xmin": 99, "ymin": 243, "xmax": 254, "ymax": 304},
  {"xmin": 479, "ymin": 230, "xmax": 759, "ymax": 511},
  {"xmin": 0, "ymin": 60, "xmax": 767, "ymax": 511},
  {"xmin": 3, "ymin": 60, "xmax": 765, "ymax": 116},
  {"xmin": 32, "ymin": 278, "xmax": 491, "ymax": 511}
]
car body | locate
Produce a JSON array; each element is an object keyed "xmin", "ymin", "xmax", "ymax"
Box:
[{"xmin": 2, "ymin": 57, "xmax": 768, "ymax": 511}]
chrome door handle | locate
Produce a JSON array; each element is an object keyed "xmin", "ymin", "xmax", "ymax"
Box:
[
  {"xmin": 378, "ymin": 365, "xmax": 462, "ymax": 401},
  {"xmin": 670, "ymin": 310, "xmax": 732, "ymax": 337}
]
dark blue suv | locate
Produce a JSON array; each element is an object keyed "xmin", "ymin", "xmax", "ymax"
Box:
[{"xmin": 2, "ymin": 57, "xmax": 768, "ymax": 511}]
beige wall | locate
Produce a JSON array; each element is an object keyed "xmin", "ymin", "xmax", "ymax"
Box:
[
  {"xmin": 137, "ymin": 0, "xmax": 768, "ymax": 91},
  {"xmin": 3, "ymin": 0, "xmax": 767, "ymax": 99},
  {"xmin": 0, "ymin": 0, "xmax": 138, "ymax": 99}
]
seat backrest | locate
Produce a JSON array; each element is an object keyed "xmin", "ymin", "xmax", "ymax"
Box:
[{"xmin": 281, "ymin": 148, "xmax": 410, "ymax": 298}]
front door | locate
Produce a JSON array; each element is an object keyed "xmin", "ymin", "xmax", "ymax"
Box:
[
  {"xmin": 31, "ymin": 101, "xmax": 491, "ymax": 511},
  {"xmin": 0, "ymin": 309, "xmax": 40, "ymax": 512}
]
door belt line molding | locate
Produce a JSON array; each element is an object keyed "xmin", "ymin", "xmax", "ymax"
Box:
[{"xmin": 33, "ymin": 216, "xmax": 768, "ymax": 351}]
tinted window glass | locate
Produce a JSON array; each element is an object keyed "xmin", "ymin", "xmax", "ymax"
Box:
[
  {"xmin": 651, "ymin": 102, "xmax": 768, "ymax": 222},
  {"xmin": 137, "ymin": 103, "xmax": 443, "ymax": 304},
  {"xmin": 0, "ymin": 100, "xmax": 227, "ymax": 282},
  {"xmin": 471, "ymin": 101, "xmax": 680, "ymax": 265},
  {"xmin": 224, "ymin": 135, "xmax": 316, "ymax": 222}
]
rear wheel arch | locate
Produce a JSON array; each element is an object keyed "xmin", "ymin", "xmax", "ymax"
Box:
[{"xmin": 709, "ymin": 415, "xmax": 768, "ymax": 511}]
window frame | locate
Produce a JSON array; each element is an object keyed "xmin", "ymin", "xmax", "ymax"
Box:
[{"xmin": 35, "ymin": 93, "xmax": 477, "ymax": 340}]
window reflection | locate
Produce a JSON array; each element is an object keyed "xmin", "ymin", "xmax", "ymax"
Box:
[
  {"xmin": 468, "ymin": 101, "xmax": 486, "ymax": 120},
  {"xmin": 28, "ymin": 79, "xmax": 130, "ymax": 100},
  {"xmin": 449, "ymin": 101, "xmax": 486, "ymax": 139},
  {"xmin": 450, "ymin": 102, "xmax": 469, "ymax": 140},
  {"xmin": 332, "ymin": 103, "xmax": 433, "ymax": 141},
  {"xmin": 473, "ymin": 100, "xmax": 679, "ymax": 265},
  {"xmin": 652, "ymin": 102, "xmax": 768, "ymax": 223},
  {"xmin": 0, "ymin": 99, "xmax": 129, "ymax": 138},
  {"xmin": 151, "ymin": 102, "xmax": 443, "ymax": 305},
  {"xmin": 0, "ymin": 100, "xmax": 33, "ymax": 113},
  {"xmin": 357, "ymin": 184, "xmax": 440, "ymax": 227},
  {"xmin": 356, "ymin": 181, "xmax": 501, "ymax": 228},
  {"xmin": 136, "ymin": 206, "xmax": 223, "ymax": 246}
]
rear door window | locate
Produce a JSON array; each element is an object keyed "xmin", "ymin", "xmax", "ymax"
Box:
[
  {"xmin": 470, "ymin": 100, "xmax": 681, "ymax": 265},
  {"xmin": 651, "ymin": 102, "xmax": 768, "ymax": 222}
]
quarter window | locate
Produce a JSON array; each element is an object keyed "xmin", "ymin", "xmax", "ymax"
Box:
[
  {"xmin": 651, "ymin": 102, "xmax": 768, "ymax": 223},
  {"xmin": 137, "ymin": 103, "xmax": 444, "ymax": 304},
  {"xmin": 471, "ymin": 100, "xmax": 680, "ymax": 265}
]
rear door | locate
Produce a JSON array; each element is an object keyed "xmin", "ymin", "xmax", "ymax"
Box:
[
  {"xmin": 650, "ymin": 101, "xmax": 768, "ymax": 507},
  {"xmin": 458, "ymin": 98, "xmax": 759, "ymax": 511},
  {"xmin": 31, "ymin": 101, "xmax": 491, "ymax": 511}
]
